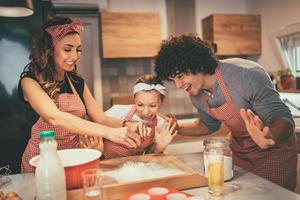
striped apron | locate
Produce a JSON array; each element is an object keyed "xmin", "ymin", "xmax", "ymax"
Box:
[
  {"xmin": 21, "ymin": 75, "xmax": 86, "ymax": 173},
  {"xmin": 201, "ymin": 67, "xmax": 297, "ymax": 190},
  {"xmin": 103, "ymin": 105, "xmax": 156, "ymax": 159}
]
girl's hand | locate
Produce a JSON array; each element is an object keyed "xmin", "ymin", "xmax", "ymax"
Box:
[
  {"xmin": 106, "ymin": 127, "xmax": 141, "ymax": 148},
  {"xmin": 80, "ymin": 135, "xmax": 104, "ymax": 152},
  {"xmin": 166, "ymin": 113, "xmax": 179, "ymax": 131},
  {"xmin": 127, "ymin": 121, "xmax": 152, "ymax": 139},
  {"xmin": 240, "ymin": 108, "xmax": 275, "ymax": 149},
  {"xmin": 159, "ymin": 113, "xmax": 179, "ymax": 132},
  {"xmin": 155, "ymin": 120, "xmax": 178, "ymax": 153}
]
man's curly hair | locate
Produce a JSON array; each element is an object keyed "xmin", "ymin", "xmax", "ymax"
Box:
[{"xmin": 154, "ymin": 35, "xmax": 219, "ymax": 80}]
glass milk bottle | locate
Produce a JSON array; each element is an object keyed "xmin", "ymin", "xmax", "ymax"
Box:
[
  {"xmin": 35, "ymin": 130, "xmax": 67, "ymax": 200},
  {"xmin": 203, "ymin": 137, "xmax": 233, "ymax": 182}
]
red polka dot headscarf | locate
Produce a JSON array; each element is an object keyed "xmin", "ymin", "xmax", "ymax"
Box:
[{"xmin": 45, "ymin": 20, "xmax": 84, "ymax": 46}]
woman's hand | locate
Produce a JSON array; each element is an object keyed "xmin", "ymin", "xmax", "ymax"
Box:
[
  {"xmin": 106, "ymin": 127, "xmax": 142, "ymax": 148},
  {"xmin": 240, "ymin": 108, "xmax": 275, "ymax": 149},
  {"xmin": 80, "ymin": 135, "xmax": 104, "ymax": 152},
  {"xmin": 155, "ymin": 120, "xmax": 178, "ymax": 153}
]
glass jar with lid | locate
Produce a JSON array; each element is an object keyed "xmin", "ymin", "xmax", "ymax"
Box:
[{"xmin": 203, "ymin": 137, "xmax": 233, "ymax": 181}]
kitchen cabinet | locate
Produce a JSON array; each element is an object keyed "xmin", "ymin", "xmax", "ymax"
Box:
[
  {"xmin": 202, "ymin": 14, "xmax": 261, "ymax": 56},
  {"xmin": 101, "ymin": 11, "xmax": 161, "ymax": 58}
]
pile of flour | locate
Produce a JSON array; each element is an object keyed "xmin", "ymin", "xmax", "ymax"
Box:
[{"xmin": 103, "ymin": 161, "xmax": 184, "ymax": 182}]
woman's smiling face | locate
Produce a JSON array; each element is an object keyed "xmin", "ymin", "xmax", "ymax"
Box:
[
  {"xmin": 53, "ymin": 33, "xmax": 82, "ymax": 79},
  {"xmin": 134, "ymin": 90, "xmax": 163, "ymax": 121}
]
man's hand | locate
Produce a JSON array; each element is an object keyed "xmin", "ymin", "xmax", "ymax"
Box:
[{"xmin": 240, "ymin": 108, "xmax": 275, "ymax": 149}]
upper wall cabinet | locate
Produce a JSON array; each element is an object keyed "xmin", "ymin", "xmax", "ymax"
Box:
[
  {"xmin": 101, "ymin": 11, "xmax": 161, "ymax": 58},
  {"xmin": 202, "ymin": 14, "xmax": 261, "ymax": 56}
]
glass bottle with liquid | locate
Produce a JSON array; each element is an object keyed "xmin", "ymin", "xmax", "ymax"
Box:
[
  {"xmin": 203, "ymin": 137, "xmax": 233, "ymax": 196},
  {"xmin": 35, "ymin": 130, "xmax": 67, "ymax": 200}
]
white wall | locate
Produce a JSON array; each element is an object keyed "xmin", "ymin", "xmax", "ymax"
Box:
[{"xmin": 245, "ymin": 0, "xmax": 300, "ymax": 72}]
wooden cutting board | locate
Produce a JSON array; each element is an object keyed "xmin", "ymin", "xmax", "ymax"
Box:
[{"xmin": 98, "ymin": 153, "xmax": 207, "ymax": 200}]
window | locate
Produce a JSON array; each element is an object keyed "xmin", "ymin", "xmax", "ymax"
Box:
[{"xmin": 274, "ymin": 24, "xmax": 300, "ymax": 77}]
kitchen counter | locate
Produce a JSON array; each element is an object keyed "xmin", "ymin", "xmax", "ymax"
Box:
[
  {"xmin": 1, "ymin": 152, "xmax": 300, "ymax": 200},
  {"xmin": 176, "ymin": 152, "xmax": 300, "ymax": 200}
]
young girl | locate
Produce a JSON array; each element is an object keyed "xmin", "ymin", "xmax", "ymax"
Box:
[{"xmin": 82, "ymin": 74, "xmax": 178, "ymax": 159}]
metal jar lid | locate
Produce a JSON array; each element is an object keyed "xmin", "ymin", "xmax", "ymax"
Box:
[{"xmin": 203, "ymin": 137, "xmax": 229, "ymax": 148}]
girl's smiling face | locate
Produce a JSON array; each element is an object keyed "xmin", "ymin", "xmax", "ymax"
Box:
[{"xmin": 134, "ymin": 90, "xmax": 163, "ymax": 121}]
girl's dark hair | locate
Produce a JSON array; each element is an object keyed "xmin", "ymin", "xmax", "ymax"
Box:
[
  {"xmin": 21, "ymin": 16, "xmax": 79, "ymax": 103},
  {"xmin": 135, "ymin": 74, "xmax": 165, "ymax": 100},
  {"xmin": 154, "ymin": 34, "xmax": 219, "ymax": 80}
]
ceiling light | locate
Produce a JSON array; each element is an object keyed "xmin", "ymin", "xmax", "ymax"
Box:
[{"xmin": 0, "ymin": 0, "xmax": 34, "ymax": 17}]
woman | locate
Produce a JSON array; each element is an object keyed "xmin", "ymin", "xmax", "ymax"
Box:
[
  {"xmin": 154, "ymin": 35, "xmax": 297, "ymax": 190},
  {"xmin": 18, "ymin": 16, "xmax": 140, "ymax": 173},
  {"xmin": 82, "ymin": 74, "xmax": 177, "ymax": 159}
]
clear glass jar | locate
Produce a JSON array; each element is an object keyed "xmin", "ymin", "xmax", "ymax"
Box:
[{"xmin": 203, "ymin": 137, "xmax": 233, "ymax": 181}]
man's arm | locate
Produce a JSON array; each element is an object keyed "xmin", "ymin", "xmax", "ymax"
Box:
[
  {"xmin": 269, "ymin": 119, "xmax": 294, "ymax": 144},
  {"xmin": 241, "ymin": 67, "xmax": 295, "ymax": 147},
  {"xmin": 269, "ymin": 118, "xmax": 294, "ymax": 144}
]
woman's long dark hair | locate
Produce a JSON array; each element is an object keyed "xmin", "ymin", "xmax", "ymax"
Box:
[{"xmin": 21, "ymin": 16, "xmax": 79, "ymax": 103}]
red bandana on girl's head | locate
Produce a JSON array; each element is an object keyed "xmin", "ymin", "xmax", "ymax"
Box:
[{"xmin": 45, "ymin": 20, "xmax": 84, "ymax": 46}]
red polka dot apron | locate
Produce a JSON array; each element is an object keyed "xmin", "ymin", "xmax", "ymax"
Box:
[
  {"xmin": 103, "ymin": 105, "xmax": 156, "ymax": 159},
  {"xmin": 21, "ymin": 74, "xmax": 86, "ymax": 173},
  {"xmin": 201, "ymin": 67, "xmax": 297, "ymax": 190}
]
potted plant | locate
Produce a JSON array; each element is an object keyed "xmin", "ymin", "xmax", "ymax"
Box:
[{"xmin": 277, "ymin": 68, "xmax": 294, "ymax": 89}]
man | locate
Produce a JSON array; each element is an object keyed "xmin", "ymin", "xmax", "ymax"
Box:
[{"xmin": 154, "ymin": 35, "xmax": 297, "ymax": 190}]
